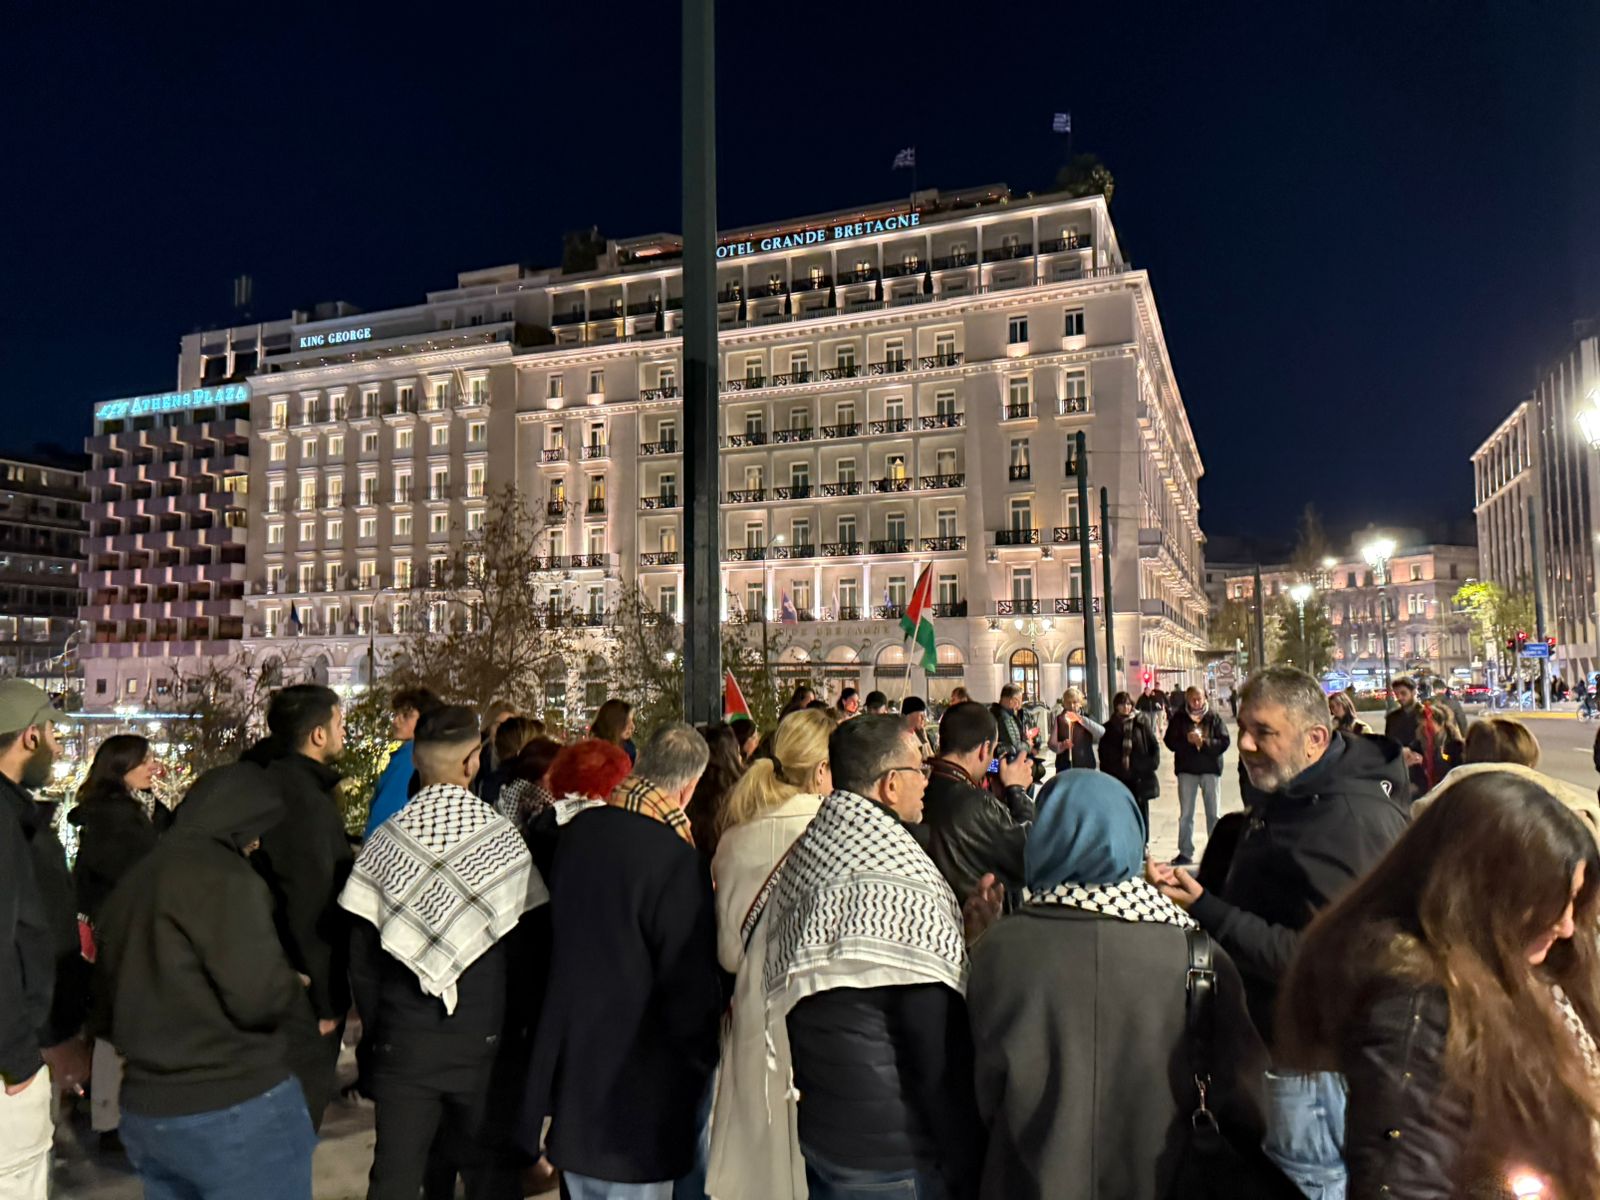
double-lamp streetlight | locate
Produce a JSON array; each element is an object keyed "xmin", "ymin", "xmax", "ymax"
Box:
[
  {"xmin": 1361, "ymin": 537, "xmax": 1397, "ymax": 703},
  {"xmin": 1288, "ymin": 582, "xmax": 1313, "ymax": 669}
]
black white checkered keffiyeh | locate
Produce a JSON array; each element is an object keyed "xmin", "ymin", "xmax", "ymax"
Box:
[
  {"xmin": 1022, "ymin": 877, "xmax": 1197, "ymax": 930},
  {"xmin": 763, "ymin": 789, "xmax": 967, "ymax": 1017},
  {"xmin": 339, "ymin": 783, "xmax": 548, "ymax": 1014}
]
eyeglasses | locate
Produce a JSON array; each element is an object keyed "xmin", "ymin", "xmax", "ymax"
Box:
[{"xmin": 882, "ymin": 764, "xmax": 929, "ymax": 783}]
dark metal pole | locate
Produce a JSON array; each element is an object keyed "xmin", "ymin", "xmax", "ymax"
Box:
[
  {"xmin": 1074, "ymin": 432, "xmax": 1102, "ymax": 719},
  {"xmin": 1098, "ymin": 486, "xmax": 1115, "ymax": 705},
  {"xmin": 682, "ymin": 0, "xmax": 721, "ymax": 725},
  {"xmin": 1251, "ymin": 563, "xmax": 1267, "ymax": 673},
  {"xmin": 1529, "ymin": 497, "xmax": 1551, "ymax": 710}
]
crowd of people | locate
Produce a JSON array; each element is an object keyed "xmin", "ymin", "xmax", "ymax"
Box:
[{"xmin": 3, "ymin": 661, "xmax": 1600, "ymax": 1200}]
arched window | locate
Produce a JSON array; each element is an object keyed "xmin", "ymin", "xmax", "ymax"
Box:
[{"xmin": 1008, "ymin": 648, "xmax": 1040, "ymax": 702}]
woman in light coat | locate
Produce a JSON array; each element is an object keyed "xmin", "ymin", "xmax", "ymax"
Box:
[{"xmin": 706, "ymin": 709, "xmax": 834, "ymax": 1200}]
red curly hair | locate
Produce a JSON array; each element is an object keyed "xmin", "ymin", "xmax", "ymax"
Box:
[{"xmin": 548, "ymin": 738, "xmax": 633, "ymax": 801}]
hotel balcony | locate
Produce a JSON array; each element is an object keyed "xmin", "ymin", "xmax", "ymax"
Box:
[
  {"xmin": 639, "ymin": 440, "xmax": 680, "ymax": 456},
  {"xmin": 639, "ymin": 494, "xmax": 680, "ymax": 510},
  {"xmin": 1052, "ymin": 525, "xmax": 1100, "ymax": 544},
  {"xmin": 994, "ymin": 527, "xmax": 1041, "ymax": 547},
  {"xmin": 991, "ymin": 596, "xmax": 1103, "ymax": 616}
]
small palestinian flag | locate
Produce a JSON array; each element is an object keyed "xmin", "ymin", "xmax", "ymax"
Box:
[
  {"xmin": 723, "ymin": 670, "xmax": 752, "ymax": 723},
  {"xmin": 900, "ymin": 565, "xmax": 938, "ymax": 673}
]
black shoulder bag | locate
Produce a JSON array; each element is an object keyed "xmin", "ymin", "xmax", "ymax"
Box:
[{"xmin": 1168, "ymin": 929, "xmax": 1303, "ymax": 1200}]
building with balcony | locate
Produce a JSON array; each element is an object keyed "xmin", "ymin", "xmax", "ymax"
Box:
[
  {"xmin": 234, "ymin": 184, "xmax": 1208, "ymax": 707},
  {"xmin": 0, "ymin": 448, "xmax": 87, "ymax": 693},
  {"xmin": 1222, "ymin": 542, "xmax": 1477, "ymax": 688},
  {"xmin": 1472, "ymin": 321, "xmax": 1600, "ymax": 682}
]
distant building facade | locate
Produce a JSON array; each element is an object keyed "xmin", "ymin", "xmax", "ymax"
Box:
[{"xmin": 0, "ymin": 449, "xmax": 87, "ymax": 694}]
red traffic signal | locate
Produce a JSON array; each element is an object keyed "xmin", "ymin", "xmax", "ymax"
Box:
[{"xmin": 1548, "ymin": 636, "xmax": 1557, "ymax": 648}]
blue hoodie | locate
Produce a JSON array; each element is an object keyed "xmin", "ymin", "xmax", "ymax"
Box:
[{"xmin": 363, "ymin": 742, "xmax": 415, "ymax": 838}]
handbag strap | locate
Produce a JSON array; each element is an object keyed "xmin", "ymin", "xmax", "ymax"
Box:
[{"xmin": 1184, "ymin": 927, "xmax": 1218, "ymax": 1126}]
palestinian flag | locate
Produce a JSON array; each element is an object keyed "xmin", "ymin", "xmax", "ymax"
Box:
[
  {"xmin": 723, "ymin": 670, "xmax": 752, "ymax": 723},
  {"xmin": 899, "ymin": 565, "xmax": 938, "ymax": 673}
]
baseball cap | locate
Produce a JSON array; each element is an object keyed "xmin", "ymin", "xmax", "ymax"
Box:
[{"xmin": 0, "ymin": 680, "xmax": 72, "ymax": 738}]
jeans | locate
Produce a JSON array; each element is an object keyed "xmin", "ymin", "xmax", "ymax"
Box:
[
  {"xmin": 1262, "ymin": 1070, "xmax": 1347, "ymax": 1200},
  {"xmin": 564, "ymin": 1176, "xmax": 673, "ymax": 1200},
  {"xmin": 671, "ymin": 1072, "xmax": 714, "ymax": 1200},
  {"xmin": 802, "ymin": 1148, "xmax": 947, "ymax": 1200},
  {"xmin": 0, "ymin": 1068, "xmax": 52, "ymax": 1200},
  {"xmin": 119, "ymin": 1077, "xmax": 316, "ymax": 1200},
  {"xmin": 1176, "ymin": 773, "xmax": 1220, "ymax": 860}
]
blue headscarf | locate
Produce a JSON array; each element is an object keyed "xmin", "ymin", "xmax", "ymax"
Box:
[{"xmin": 1025, "ymin": 769, "xmax": 1147, "ymax": 892}]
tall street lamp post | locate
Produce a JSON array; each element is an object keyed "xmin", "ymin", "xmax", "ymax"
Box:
[
  {"xmin": 1288, "ymin": 582, "xmax": 1313, "ymax": 670},
  {"xmin": 1362, "ymin": 538, "xmax": 1396, "ymax": 706}
]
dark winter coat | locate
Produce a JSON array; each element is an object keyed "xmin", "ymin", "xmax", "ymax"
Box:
[
  {"xmin": 90, "ymin": 766, "xmax": 306, "ymax": 1117},
  {"xmin": 250, "ymin": 751, "xmax": 354, "ymax": 1023},
  {"xmin": 788, "ymin": 983, "xmax": 984, "ymax": 1198},
  {"xmin": 1164, "ymin": 708, "xmax": 1231, "ymax": 776},
  {"xmin": 522, "ymin": 805, "xmax": 724, "ymax": 1183},
  {"xmin": 1097, "ymin": 713, "xmax": 1160, "ymax": 801},
  {"xmin": 919, "ymin": 760, "xmax": 1033, "ymax": 904},
  {"xmin": 7, "ymin": 776, "xmax": 86, "ymax": 1056},
  {"xmin": 1189, "ymin": 732, "xmax": 1410, "ymax": 1044},
  {"xmin": 1384, "ymin": 702, "xmax": 1422, "ymax": 751},
  {"xmin": 968, "ymin": 906, "xmax": 1270, "ymax": 1200},
  {"xmin": 0, "ymin": 774, "xmax": 66, "ymax": 1085},
  {"xmin": 68, "ymin": 787, "xmax": 170, "ymax": 924}
]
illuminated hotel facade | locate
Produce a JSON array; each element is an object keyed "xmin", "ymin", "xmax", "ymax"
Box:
[{"xmin": 82, "ymin": 184, "xmax": 1209, "ymax": 711}]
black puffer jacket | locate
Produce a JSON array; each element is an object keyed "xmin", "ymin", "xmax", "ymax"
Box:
[
  {"xmin": 919, "ymin": 761, "xmax": 1032, "ymax": 904},
  {"xmin": 69, "ymin": 787, "xmax": 170, "ymax": 924},
  {"xmin": 1340, "ymin": 984, "xmax": 1469, "ymax": 1199},
  {"xmin": 1097, "ymin": 713, "xmax": 1160, "ymax": 801},
  {"xmin": 1189, "ymin": 732, "xmax": 1410, "ymax": 1044}
]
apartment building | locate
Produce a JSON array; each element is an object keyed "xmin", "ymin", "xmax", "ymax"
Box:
[{"xmin": 0, "ymin": 448, "xmax": 87, "ymax": 693}]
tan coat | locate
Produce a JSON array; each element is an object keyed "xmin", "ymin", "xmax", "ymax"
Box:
[{"xmin": 1412, "ymin": 761, "xmax": 1600, "ymax": 838}]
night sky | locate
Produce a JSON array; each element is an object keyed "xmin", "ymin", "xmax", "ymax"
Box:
[{"xmin": 4, "ymin": 2, "xmax": 1597, "ymax": 544}]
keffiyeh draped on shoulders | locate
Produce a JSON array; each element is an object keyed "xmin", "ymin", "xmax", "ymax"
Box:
[
  {"xmin": 339, "ymin": 782, "xmax": 547, "ymax": 1013},
  {"xmin": 762, "ymin": 789, "xmax": 967, "ymax": 1017}
]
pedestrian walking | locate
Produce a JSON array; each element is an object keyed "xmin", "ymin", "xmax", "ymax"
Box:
[
  {"xmin": 968, "ymin": 769, "xmax": 1285, "ymax": 1200},
  {"xmin": 1279, "ymin": 771, "xmax": 1600, "ymax": 1198},
  {"xmin": 0, "ymin": 681, "xmax": 80, "ymax": 1200},
  {"xmin": 1096, "ymin": 691, "xmax": 1160, "ymax": 835},
  {"xmin": 706, "ymin": 709, "xmax": 835, "ymax": 1200},
  {"xmin": 91, "ymin": 764, "xmax": 316, "ymax": 1200},
  {"xmin": 522, "ymin": 724, "xmax": 721, "ymax": 1200},
  {"xmin": 1326, "ymin": 690, "xmax": 1370, "ymax": 736},
  {"xmin": 67, "ymin": 734, "xmax": 167, "ymax": 1143},
  {"xmin": 920, "ymin": 702, "xmax": 1035, "ymax": 906},
  {"xmin": 245, "ymin": 684, "xmax": 355, "ymax": 1132},
  {"xmin": 1047, "ymin": 688, "xmax": 1102, "ymax": 772},
  {"xmin": 1163, "ymin": 686, "xmax": 1230, "ymax": 866},
  {"xmin": 341, "ymin": 706, "xmax": 549, "ymax": 1200},
  {"xmin": 364, "ymin": 686, "xmax": 443, "ymax": 837},
  {"xmin": 1384, "ymin": 675, "xmax": 1422, "ymax": 748},
  {"xmin": 762, "ymin": 716, "xmax": 983, "ymax": 1199},
  {"xmin": 1405, "ymin": 699, "xmax": 1465, "ymax": 797},
  {"xmin": 1151, "ymin": 666, "xmax": 1409, "ymax": 1197}
]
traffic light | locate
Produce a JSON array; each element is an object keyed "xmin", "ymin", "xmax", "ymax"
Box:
[
  {"xmin": 1548, "ymin": 636, "xmax": 1557, "ymax": 650},
  {"xmin": 1141, "ymin": 669, "xmax": 1152, "ymax": 687}
]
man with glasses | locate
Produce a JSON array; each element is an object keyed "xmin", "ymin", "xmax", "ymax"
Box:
[{"xmin": 762, "ymin": 716, "xmax": 982, "ymax": 1198}]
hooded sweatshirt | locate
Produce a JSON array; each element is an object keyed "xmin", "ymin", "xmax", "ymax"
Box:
[
  {"xmin": 90, "ymin": 765, "xmax": 307, "ymax": 1117},
  {"xmin": 1189, "ymin": 730, "xmax": 1411, "ymax": 1044}
]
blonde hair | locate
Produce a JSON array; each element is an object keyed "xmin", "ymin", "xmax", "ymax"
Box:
[
  {"xmin": 1062, "ymin": 687, "xmax": 1084, "ymax": 709},
  {"xmin": 720, "ymin": 708, "xmax": 833, "ymax": 833}
]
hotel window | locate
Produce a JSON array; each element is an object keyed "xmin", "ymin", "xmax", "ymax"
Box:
[
  {"xmin": 1067, "ymin": 565, "xmax": 1084, "ymax": 599},
  {"xmin": 838, "ymin": 515, "xmax": 857, "ymax": 544},
  {"xmin": 1410, "ymin": 563, "xmax": 1424, "ymax": 581},
  {"xmin": 396, "ymin": 427, "xmax": 414, "ymax": 450},
  {"xmin": 587, "ymin": 475, "xmax": 606, "ymax": 504},
  {"xmin": 268, "ymin": 523, "xmax": 284, "ymax": 546},
  {"xmin": 1009, "ymin": 498, "xmax": 1033, "ymax": 531},
  {"xmin": 743, "ymin": 465, "xmax": 764, "ymax": 492},
  {"xmin": 430, "ymin": 601, "xmax": 448, "ymax": 631},
  {"xmin": 885, "ymin": 339, "xmax": 906, "ymax": 370},
  {"xmin": 362, "ymin": 431, "xmax": 379, "ymax": 453},
  {"xmin": 936, "ymin": 449, "xmax": 958, "ymax": 476},
  {"xmin": 431, "ymin": 512, "xmax": 449, "ymax": 535},
  {"xmin": 327, "ymin": 477, "xmax": 343, "ymax": 506},
  {"xmin": 271, "ymin": 400, "xmax": 288, "ymax": 429},
  {"xmin": 792, "ymin": 518, "xmax": 811, "ymax": 545},
  {"xmin": 937, "ymin": 508, "xmax": 958, "ymax": 538},
  {"xmin": 1064, "ymin": 308, "xmax": 1085, "ymax": 337},
  {"xmin": 793, "ymin": 580, "xmax": 812, "ymax": 610},
  {"xmin": 586, "ymin": 526, "xmax": 605, "ymax": 557},
  {"xmin": 790, "ymin": 350, "xmax": 809, "ymax": 377},
  {"xmin": 360, "ymin": 391, "xmax": 379, "ymax": 418},
  {"xmin": 467, "ymin": 463, "xmax": 486, "ymax": 498},
  {"xmin": 550, "ymin": 479, "xmax": 566, "ymax": 505},
  {"xmin": 467, "ymin": 509, "xmax": 485, "ymax": 533},
  {"xmin": 328, "ymin": 434, "xmax": 344, "ymax": 456},
  {"xmin": 264, "ymin": 610, "xmax": 280, "ymax": 637},
  {"xmin": 790, "ymin": 462, "xmax": 810, "ymax": 489},
  {"xmin": 789, "ymin": 407, "xmax": 810, "ymax": 431},
  {"xmin": 901, "ymin": 250, "xmax": 919, "ymax": 271},
  {"xmin": 270, "ymin": 441, "xmax": 286, "ymax": 462},
  {"xmin": 547, "ymin": 375, "xmax": 564, "ymax": 400},
  {"xmin": 887, "ymin": 513, "xmax": 907, "ymax": 543},
  {"xmin": 658, "ymin": 365, "xmax": 676, "ymax": 391},
  {"xmin": 745, "ymin": 411, "xmax": 765, "ymax": 438},
  {"xmin": 658, "ymin": 526, "xmax": 677, "ymax": 553},
  {"xmin": 837, "ymin": 458, "xmax": 857, "ymax": 484},
  {"xmin": 808, "ymin": 265, "xmax": 825, "ymax": 287},
  {"xmin": 934, "ymin": 332, "xmax": 956, "ymax": 363},
  {"xmin": 767, "ymin": 272, "xmax": 781, "ymax": 293},
  {"xmin": 934, "ymin": 389, "xmax": 958, "ymax": 417},
  {"xmin": 745, "ymin": 357, "xmax": 764, "ymax": 384},
  {"xmin": 359, "ymin": 517, "xmax": 376, "ymax": 539},
  {"xmin": 886, "ymin": 453, "xmax": 907, "ymax": 481},
  {"xmin": 431, "ymin": 425, "xmax": 449, "ymax": 447},
  {"xmin": 431, "ymin": 381, "xmax": 449, "ymax": 410},
  {"xmin": 324, "ymin": 562, "xmax": 341, "ymax": 591},
  {"xmin": 658, "ymin": 585, "xmax": 678, "ymax": 617},
  {"xmin": 546, "ymin": 424, "xmax": 565, "ymax": 452},
  {"xmin": 326, "ymin": 518, "xmax": 343, "ymax": 541},
  {"xmin": 835, "ymin": 344, "xmax": 857, "ymax": 374},
  {"xmin": 660, "ymin": 473, "xmax": 677, "ymax": 504},
  {"xmin": 394, "ymin": 513, "xmax": 412, "ymax": 537},
  {"xmin": 549, "ymin": 528, "xmax": 566, "ymax": 559},
  {"xmin": 395, "ymin": 472, "xmax": 413, "ymax": 503},
  {"xmin": 1010, "ymin": 566, "xmax": 1035, "ymax": 602},
  {"xmin": 464, "ymin": 420, "xmax": 485, "ymax": 445},
  {"xmin": 397, "ymin": 384, "xmax": 415, "ymax": 411},
  {"xmin": 1001, "ymin": 232, "xmax": 1022, "ymax": 252},
  {"xmin": 470, "ymin": 377, "xmax": 487, "ymax": 404},
  {"xmin": 745, "ymin": 521, "xmax": 765, "ymax": 550},
  {"xmin": 745, "ymin": 582, "xmax": 766, "ymax": 616},
  {"xmin": 266, "ymin": 564, "xmax": 285, "ymax": 593},
  {"xmin": 431, "ymin": 468, "xmax": 450, "ymax": 499},
  {"xmin": 1066, "ymin": 493, "xmax": 1083, "ymax": 531},
  {"xmin": 1007, "ymin": 376, "xmax": 1032, "ymax": 411},
  {"xmin": 588, "ymin": 369, "xmax": 604, "ymax": 395},
  {"xmin": 327, "ymin": 604, "xmax": 343, "ymax": 629},
  {"xmin": 297, "ymin": 563, "xmax": 315, "ymax": 593},
  {"xmin": 1008, "ymin": 315, "xmax": 1029, "ymax": 345},
  {"xmin": 302, "ymin": 438, "xmax": 318, "ymax": 460},
  {"xmin": 298, "ymin": 520, "xmax": 315, "ymax": 543},
  {"xmin": 1010, "ymin": 438, "xmax": 1031, "ymax": 469},
  {"xmin": 587, "ymin": 421, "xmax": 605, "ymax": 450},
  {"xmin": 888, "ymin": 576, "xmax": 908, "ymax": 608},
  {"xmin": 937, "ymin": 573, "xmax": 960, "ymax": 608},
  {"xmin": 885, "ymin": 396, "xmax": 906, "ymax": 424},
  {"xmin": 840, "ymin": 577, "xmax": 860, "ymax": 611}
]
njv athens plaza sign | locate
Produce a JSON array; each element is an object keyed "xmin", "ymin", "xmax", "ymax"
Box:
[{"xmin": 716, "ymin": 212, "xmax": 921, "ymax": 259}]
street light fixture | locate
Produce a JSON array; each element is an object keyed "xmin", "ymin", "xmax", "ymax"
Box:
[
  {"xmin": 1288, "ymin": 582, "xmax": 1313, "ymax": 669},
  {"xmin": 1362, "ymin": 537, "xmax": 1397, "ymax": 704}
]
